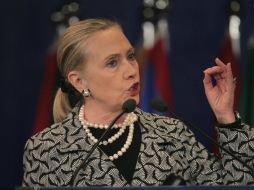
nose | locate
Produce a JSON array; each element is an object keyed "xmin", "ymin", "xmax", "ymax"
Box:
[{"xmin": 123, "ymin": 60, "xmax": 139, "ymax": 80}]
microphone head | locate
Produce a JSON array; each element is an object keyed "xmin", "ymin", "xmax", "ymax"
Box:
[
  {"xmin": 149, "ymin": 98, "xmax": 168, "ymax": 112},
  {"xmin": 122, "ymin": 99, "xmax": 137, "ymax": 113}
]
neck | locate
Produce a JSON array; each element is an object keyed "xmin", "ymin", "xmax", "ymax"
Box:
[{"xmin": 82, "ymin": 100, "xmax": 126, "ymax": 125}]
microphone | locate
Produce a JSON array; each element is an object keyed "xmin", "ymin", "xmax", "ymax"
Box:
[
  {"xmin": 149, "ymin": 98, "xmax": 254, "ymax": 179},
  {"xmin": 69, "ymin": 99, "xmax": 137, "ymax": 186},
  {"xmin": 122, "ymin": 98, "xmax": 137, "ymax": 113},
  {"xmin": 150, "ymin": 98, "xmax": 168, "ymax": 113}
]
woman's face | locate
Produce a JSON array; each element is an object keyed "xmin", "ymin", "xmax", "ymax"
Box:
[{"xmin": 81, "ymin": 27, "xmax": 140, "ymax": 112}]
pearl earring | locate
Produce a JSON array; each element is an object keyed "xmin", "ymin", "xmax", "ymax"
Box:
[{"xmin": 82, "ymin": 89, "xmax": 91, "ymax": 97}]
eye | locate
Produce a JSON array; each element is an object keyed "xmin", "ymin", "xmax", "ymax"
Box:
[
  {"xmin": 128, "ymin": 52, "xmax": 136, "ymax": 61},
  {"xmin": 106, "ymin": 59, "xmax": 118, "ymax": 68}
]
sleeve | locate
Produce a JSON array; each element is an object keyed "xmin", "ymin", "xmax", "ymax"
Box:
[
  {"xmin": 22, "ymin": 138, "xmax": 35, "ymax": 187},
  {"xmin": 171, "ymin": 120, "xmax": 225, "ymax": 185},
  {"xmin": 215, "ymin": 122, "xmax": 254, "ymax": 184},
  {"xmin": 166, "ymin": 119, "xmax": 254, "ymax": 185},
  {"xmin": 22, "ymin": 137, "xmax": 51, "ymax": 188}
]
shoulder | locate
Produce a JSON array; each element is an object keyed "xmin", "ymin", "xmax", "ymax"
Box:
[
  {"xmin": 24, "ymin": 109, "xmax": 77, "ymax": 153},
  {"xmin": 135, "ymin": 108, "xmax": 197, "ymax": 149},
  {"xmin": 24, "ymin": 124, "xmax": 61, "ymax": 158},
  {"xmin": 135, "ymin": 107, "xmax": 192, "ymax": 136}
]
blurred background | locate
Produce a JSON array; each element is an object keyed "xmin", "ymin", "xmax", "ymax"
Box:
[{"xmin": 0, "ymin": 0, "xmax": 253, "ymax": 187}]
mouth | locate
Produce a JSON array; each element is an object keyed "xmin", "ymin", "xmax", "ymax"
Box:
[{"xmin": 128, "ymin": 82, "xmax": 140, "ymax": 96}]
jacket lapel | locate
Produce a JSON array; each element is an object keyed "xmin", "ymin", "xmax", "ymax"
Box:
[
  {"xmin": 131, "ymin": 109, "xmax": 178, "ymax": 186},
  {"xmin": 53, "ymin": 107, "xmax": 128, "ymax": 186}
]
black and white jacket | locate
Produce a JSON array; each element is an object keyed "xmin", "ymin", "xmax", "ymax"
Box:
[{"xmin": 22, "ymin": 106, "xmax": 254, "ymax": 188}]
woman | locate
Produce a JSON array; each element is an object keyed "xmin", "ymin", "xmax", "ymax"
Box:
[{"xmin": 23, "ymin": 18, "xmax": 254, "ymax": 187}]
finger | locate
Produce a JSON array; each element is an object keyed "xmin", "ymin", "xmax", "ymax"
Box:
[
  {"xmin": 225, "ymin": 63, "xmax": 236, "ymax": 91},
  {"xmin": 203, "ymin": 72, "xmax": 213, "ymax": 92},
  {"xmin": 215, "ymin": 58, "xmax": 229, "ymax": 79},
  {"xmin": 204, "ymin": 66, "xmax": 226, "ymax": 92},
  {"xmin": 214, "ymin": 74, "xmax": 227, "ymax": 93},
  {"xmin": 226, "ymin": 62, "xmax": 234, "ymax": 80},
  {"xmin": 203, "ymin": 66, "xmax": 224, "ymax": 75},
  {"xmin": 214, "ymin": 73, "xmax": 223, "ymax": 81},
  {"xmin": 222, "ymin": 63, "xmax": 234, "ymax": 85},
  {"xmin": 215, "ymin": 57, "xmax": 227, "ymax": 68}
]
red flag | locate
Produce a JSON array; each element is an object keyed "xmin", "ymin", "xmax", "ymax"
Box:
[
  {"xmin": 33, "ymin": 50, "xmax": 58, "ymax": 134},
  {"xmin": 148, "ymin": 39, "xmax": 173, "ymax": 111}
]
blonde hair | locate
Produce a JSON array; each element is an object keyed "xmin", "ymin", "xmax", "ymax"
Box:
[{"xmin": 53, "ymin": 18, "xmax": 121, "ymax": 123}]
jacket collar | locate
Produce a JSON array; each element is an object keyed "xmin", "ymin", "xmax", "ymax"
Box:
[{"xmin": 58, "ymin": 105, "xmax": 94, "ymax": 152}]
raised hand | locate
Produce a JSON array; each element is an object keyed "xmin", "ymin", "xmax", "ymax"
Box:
[{"xmin": 203, "ymin": 58, "xmax": 236, "ymax": 124}]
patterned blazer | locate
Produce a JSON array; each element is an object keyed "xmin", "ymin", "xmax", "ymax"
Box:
[{"xmin": 22, "ymin": 106, "xmax": 254, "ymax": 188}]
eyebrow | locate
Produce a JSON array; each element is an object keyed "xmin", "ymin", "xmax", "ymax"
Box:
[{"xmin": 127, "ymin": 47, "xmax": 135, "ymax": 54}]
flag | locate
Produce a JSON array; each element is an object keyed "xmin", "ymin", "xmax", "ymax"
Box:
[
  {"xmin": 33, "ymin": 49, "xmax": 58, "ymax": 134},
  {"xmin": 139, "ymin": 37, "xmax": 173, "ymax": 113},
  {"xmin": 148, "ymin": 39, "xmax": 173, "ymax": 110}
]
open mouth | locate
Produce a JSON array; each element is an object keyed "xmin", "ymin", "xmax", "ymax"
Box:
[{"xmin": 128, "ymin": 82, "xmax": 140, "ymax": 96}]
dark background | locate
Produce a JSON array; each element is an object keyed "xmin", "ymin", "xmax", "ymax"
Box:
[{"xmin": 0, "ymin": 0, "xmax": 253, "ymax": 187}]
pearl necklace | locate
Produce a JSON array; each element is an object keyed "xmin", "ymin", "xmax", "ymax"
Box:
[
  {"xmin": 79, "ymin": 106, "xmax": 135, "ymax": 145},
  {"xmin": 109, "ymin": 123, "xmax": 134, "ymax": 161},
  {"xmin": 78, "ymin": 105, "xmax": 137, "ymax": 161},
  {"xmin": 79, "ymin": 106, "xmax": 132, "ymax": 129}
]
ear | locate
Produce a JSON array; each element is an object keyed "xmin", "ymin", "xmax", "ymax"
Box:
[{"xmin": 67, "ymin": 70, "xmax": 87, "ymax": 93}]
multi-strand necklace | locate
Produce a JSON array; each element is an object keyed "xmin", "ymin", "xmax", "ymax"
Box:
[{"xmin": 78, "ymin": 105, "xmax": 137, "ymax": 161}]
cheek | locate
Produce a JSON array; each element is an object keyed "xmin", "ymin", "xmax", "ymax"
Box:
[
  {"xmin": 87, "ymin": 68, "xmax": 126, "ymax": 97},
  {"xmin": 91, "ymin": 76, "xmax": 124, "ymax": 94},
  {"xmin": 110, "ymin": 80, "xmax": 125, "ymax": 92}
]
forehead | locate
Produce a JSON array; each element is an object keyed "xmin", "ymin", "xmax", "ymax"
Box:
[{"xmin": 85, "ymin": 27, "xmax": 132, "ymax": 61}]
